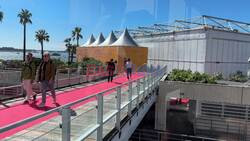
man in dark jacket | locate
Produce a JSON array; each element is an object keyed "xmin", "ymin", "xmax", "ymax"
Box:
[
  {"xmin": 36, "ymin": 52, "xmax": 56, "ymax": 107},
  {"xmin": 107, "ymin": 59, "xmax": 115, "ymax": 82}
]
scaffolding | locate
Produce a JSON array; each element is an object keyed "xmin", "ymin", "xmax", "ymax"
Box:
[{"xmin": 118, "ymin": 15, "xmax": 250, "ymax": 37}]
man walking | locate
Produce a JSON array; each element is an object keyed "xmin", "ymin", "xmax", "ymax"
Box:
[
  {"xmin": 36, "ymin": 52, "xmax": 57, "ymax": 107},
  {"xmin": 22, "ymin": 53, "xmax": 36, "ymax": 104},
  {"xmin": 107, "ymin": 59, "xmax": 115, "ymax": 82}
]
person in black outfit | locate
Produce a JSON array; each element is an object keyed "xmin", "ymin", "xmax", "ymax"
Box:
[{"xmin": 107, "ymin": 59, "xmax": 115, "ymax": 82}]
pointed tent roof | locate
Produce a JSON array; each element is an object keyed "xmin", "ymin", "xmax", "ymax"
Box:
[
  {"xmin": 82, "ymin": 34, "xmax": 95, "ymax": 47},
  {"xmin": 99, "ymin": 31, "xmax": 117, "ymax": 46},
  {"xmin": 90, "ymin": 33, "xmax": 105, "ymax": 46},
  {"xmin": 111, "ymin": 28, "xmax": 138, "ymax": 46}
]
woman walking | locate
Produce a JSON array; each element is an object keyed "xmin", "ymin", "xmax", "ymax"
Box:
[{"xmin": 126, "ymin": 58, "xmax": 132, "ymax": 80}]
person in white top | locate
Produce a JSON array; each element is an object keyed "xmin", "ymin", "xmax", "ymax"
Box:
[{"xmin": 126, "ymin": 58, "xmax": 132, "ymax": 80}]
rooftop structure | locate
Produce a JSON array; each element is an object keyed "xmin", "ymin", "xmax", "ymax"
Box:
[
  {"xmin": 90, "ymin": 33, "xmax": 105, "ymax": 46},
  {"xmin": 115, "ymin": 15, "xmax": 250, "ymax": 37},
  {"xmin": 81, "ymin": 34, "xmax": 95, "ymax": 47},
  {"xmin": 111, "ymin": 28, "xmax": 138, "ymax": 46},
  {"xmin": 99, "ymin": 31, "xmax": 117, "ymax": 46}
]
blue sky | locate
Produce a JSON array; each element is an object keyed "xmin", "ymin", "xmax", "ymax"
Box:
[{"xmin": 0, "ymin": 0, "xmax": 250, "ymax": 51}]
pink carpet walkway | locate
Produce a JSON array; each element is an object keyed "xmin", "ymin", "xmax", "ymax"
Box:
[{"xmin": 0, "ymin": 74, "xmax": 143, "ymax": 139}]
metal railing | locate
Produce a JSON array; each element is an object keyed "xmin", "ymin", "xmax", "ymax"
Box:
[
  {"xmin": 0, "ymin": 66, "xmax": 110, "ymax": 101},
  {"xmin": 0, "ymin": 65, "xmax": 167, "ymax": 141}
]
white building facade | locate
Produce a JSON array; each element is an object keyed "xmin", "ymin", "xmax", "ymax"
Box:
[{"xmin": 135, "ymin": 27, "xmax": 250, "ymax": 77}]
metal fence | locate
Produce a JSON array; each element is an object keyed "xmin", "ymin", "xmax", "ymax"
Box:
[
  {"xmin": 0, "ymin": 66, "xmax": 110, "ymax": 101},
  {"xmin": 0, "ymin": 71, "xmax": 21, "ymax": 85},
  {"xmin": 0, "ymin": 65, "xmax": 167, "ymax": 141}
]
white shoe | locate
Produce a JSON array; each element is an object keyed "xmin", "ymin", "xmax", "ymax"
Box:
[{"xmin": 38, "ymin": 103, "xmax": 45, "ymax": 108}]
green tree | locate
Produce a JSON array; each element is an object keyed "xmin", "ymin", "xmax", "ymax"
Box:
[
  {"xmin": 64, "ymin": 37, "xmax": 72, "ymax": 65},
  {"xmin": 18, "ymin": 9, "xmax": 32, "ymax": 61},
  {"xmin": 0, "ymin": 11, "xmax": 3, "ymax": 22},
  {"xmin": 35, "ymin": 29, "xmax": 49, "ymax": 59},
  {"xmin": 71, "ymin": 27, "xmax": 83, "ymax": 63},
  {"xmin": 72, "ymin": 27, "xmax": 82, "ymax": 47}
]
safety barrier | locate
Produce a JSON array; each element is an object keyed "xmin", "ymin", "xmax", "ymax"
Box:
[
  {"xmin": 0, "ymin": 65, "xmax": 167, "ymax": 141},
  {"xmin": 0, "ymin": 66, "xmax": 109, "ymax": 101}
]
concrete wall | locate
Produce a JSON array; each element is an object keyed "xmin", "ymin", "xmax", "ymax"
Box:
[
  {"xmin": 155, "ymin": 80, "xmax": 250, "ymax": 132},
  {"xmin": 155, "ymin": 82, "xmax": 180, "ymax": 131},
  {"xmin": 160, "ymin": 81, "xmax": 250, "ymax": 105}
]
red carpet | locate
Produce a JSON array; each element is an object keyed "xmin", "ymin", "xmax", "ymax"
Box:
[{"xmin": 0, "ymin": 74, "xmax": 143, "ymax": 139}]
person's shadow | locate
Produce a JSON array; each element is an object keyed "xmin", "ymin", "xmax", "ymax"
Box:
[{"xmin": 29, "ymin": 102, "xmax": 61, "ymax": 111}]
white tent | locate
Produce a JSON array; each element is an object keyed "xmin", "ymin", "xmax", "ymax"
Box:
[
  {"xmin": 99, "ymin": 31, "xmax": 117, "ymax": 46},
  {"xmin": 111, "ymin": 28, "xmax": 138, "ymax": 46},
  {"xmin": 81, "ymin": 34, "xmax": 95, "ymax": 47},
  {"xmin": 90, "ymin": 33, "xmax": 105, "ymax": 46}
]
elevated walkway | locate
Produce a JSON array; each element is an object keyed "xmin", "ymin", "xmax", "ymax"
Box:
[{"xmin": 0, "ymin": 66, "xmax": 167, "ymax": 141}]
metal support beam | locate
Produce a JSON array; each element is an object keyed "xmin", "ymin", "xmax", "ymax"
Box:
[
  {"xmin": 97, "ymin": 93, "xmax": 104, "ymax": 141},
  {"xmin": 128, "ymin": 82, "xmax": 132, "ymax": 116},
  {"xmin": 62, "ymin": 107, "xmax": 72, "ymax": 141},
  {"xmin": 116, "ymin": 86, "xmax": 121, "ymax": 130},
  {"xmin": 136, "ymin": 80, "xmax": 140, "ymax": 109}
]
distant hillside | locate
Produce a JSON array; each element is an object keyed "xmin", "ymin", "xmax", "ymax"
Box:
[
  {"xmin": 0, "ymin": 47, "xmax": 66, "ymax": 52},
  {"xmin": 0, "ymin": 47, "xmax": 21, "ymax": 52}
]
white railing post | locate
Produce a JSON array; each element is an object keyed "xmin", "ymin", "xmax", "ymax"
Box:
[
  {"xmin": 136, "ymin": 80, "xmax": 140, "ymax": 109},
  {"xmin": 56, "ymin": 70, "xmax": 59, "ymax": 88},
  {"xmin": 78, "ymin": 67, "xmax": 81, "ymax": 84},
  {"xmin": 128, "ymin": 81, "xmax": 132, "ymax": 117},
  {"xmin": 116, "ymin": 86, "xmax": 121, "ymax": 130},
  {"xmin": 150, "ymin": 73, "xmax": 153, "ymax": 88},
  {"xmin": 143, "ymin": 77, "xmax": 146, "ymax": 100},
  {"xmin": 147, "ymin": 74, "xmax": 150, "ymax": 96},
  {"xmin": 61, "ymin": 107, "xmax": 71, "ymax": 141},
  {"xmin": 97, "ymin": 93, "xmax": 104, "ymax": 141},
  {"xmin": 67, "ymin": 68, "xmax": 70, "ymax": 86}
]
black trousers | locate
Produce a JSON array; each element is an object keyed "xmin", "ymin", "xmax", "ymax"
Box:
[
  {"xmin": 108, "ymin": 70, "xmax": 114, "ymax": 82},
  {"xmin": 127, "ymin": 68, "xmax": 132, "ymax": 79}
]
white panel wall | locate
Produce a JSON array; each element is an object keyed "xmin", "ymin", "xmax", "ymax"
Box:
[{"xmin": 205, "ymin": 30, "xmax": 250, "ymax": 78}]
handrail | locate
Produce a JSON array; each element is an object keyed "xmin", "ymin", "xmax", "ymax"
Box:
[
  {"xmin": 0, "ymin": 65, "xmax": 167, "ymax": 141},
  {"xmin": 0, "ymin": 66, "xmax": 109, "ymax": 101}
]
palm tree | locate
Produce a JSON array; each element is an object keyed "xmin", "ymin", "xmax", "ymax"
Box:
[
  {"xmin": 18, "ymin": 9, "xmax": 32, "ymax": 61},
  {"xmin": 35, "ymin": 29, "xmax": 49, "ymax": 59},
  {"xmin": 64, "ymin": 38, "xmax": 72, "ymax": 65},
  {"xmin": 0, "ymin": 11, "xmax": 4, "ymax": 22},
  {"xmin": 72, "ymin": 27, "xmax": 83, "ymax": 63},
  {"xmin": 72, "ymin": 27, "xmax": 83, "ymax": 47}
]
